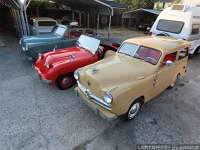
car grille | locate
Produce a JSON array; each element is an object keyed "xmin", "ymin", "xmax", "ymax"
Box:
[{"xmin": 78, "ymin": 81, "xmax": 111, "ymax": 110}]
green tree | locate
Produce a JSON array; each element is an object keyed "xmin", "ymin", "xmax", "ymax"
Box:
[{"xmin": 115, "ymin": 0, "xmax": 160, "ymax": 9}]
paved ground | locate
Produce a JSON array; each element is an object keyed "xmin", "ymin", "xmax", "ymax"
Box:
[{"xmin": 0, "ymin": 32, "xmax": 200, "ymax": 150}]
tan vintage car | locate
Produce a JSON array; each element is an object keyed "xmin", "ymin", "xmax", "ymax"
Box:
[{"xmin": 74, "ymin": 36, "xmax": 190, "ymax": 121}]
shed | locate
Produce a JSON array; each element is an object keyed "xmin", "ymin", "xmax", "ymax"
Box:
[
  {"xmin": 0, "ymin": 0, "xmax": 126, "ymax": 38},
  {"xmin": 122, "ymin": 9, "xmax": 161, "ymax": 29}
]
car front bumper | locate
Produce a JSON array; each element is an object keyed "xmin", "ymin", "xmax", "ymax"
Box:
[
  {"xmin": 75, "ymin": 87, "xmax": 117, "ymax": 121},
  {"xmin": 34, "ymin": 66, "xmax": 52, "ymax": 84}
]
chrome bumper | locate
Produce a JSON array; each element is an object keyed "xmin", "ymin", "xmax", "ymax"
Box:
[
  {"xmin": 77, "ymin": 81, "xmax": 111, "ymax": 110},
  {"xmin": 34, "ymin": 66, "xmax": 51, "ymax": 84},
  {"xmin": 75, "ymin": 87, "xmax": 117, "ymax": 121}
]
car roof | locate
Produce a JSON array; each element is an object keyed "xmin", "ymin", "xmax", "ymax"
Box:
[{"xmin": 124, "ymin": 36, "xmax": 191, "ymax": 54}]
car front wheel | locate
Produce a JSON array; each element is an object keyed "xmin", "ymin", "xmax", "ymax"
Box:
[
  {"xmin": 56, "ymin": 74, "xmax": 75, "ymax": 90},
  {"xmin": 127, "ymin": 102, "xmax": 141, "ymax": 120}
]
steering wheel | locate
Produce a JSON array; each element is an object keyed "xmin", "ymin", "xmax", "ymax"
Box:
[{"xmin": 98, "ymin": 46, "xmax": 104, "ymax": 59}]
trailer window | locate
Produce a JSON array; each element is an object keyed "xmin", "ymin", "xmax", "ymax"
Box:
[{"xmin": 157, "ymin": 19, "xmax": 184, "ymax": 34}]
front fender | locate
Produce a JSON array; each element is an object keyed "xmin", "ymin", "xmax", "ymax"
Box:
[{"xmin": 111, "ymin": 78, "xmax": 151, "ymax": 115}]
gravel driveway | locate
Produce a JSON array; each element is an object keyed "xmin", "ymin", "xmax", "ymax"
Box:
[{"xmin": 0, "ymin": 32, "xmax": 200, "ymax": 150}]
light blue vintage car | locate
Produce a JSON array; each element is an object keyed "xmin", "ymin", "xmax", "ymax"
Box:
[{"xmin": 20, "ymin": 24, "xmax": 77, "ymax": 61}]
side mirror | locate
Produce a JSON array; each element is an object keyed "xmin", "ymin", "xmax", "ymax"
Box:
[{"xmin": 165, "ymin": 60, "xmax": 173, "ymax": 66}]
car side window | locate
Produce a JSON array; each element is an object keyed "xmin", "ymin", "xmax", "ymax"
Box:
[{"xmin": 178, "ymin": 48, "xmax": 189, "ymax": 60}]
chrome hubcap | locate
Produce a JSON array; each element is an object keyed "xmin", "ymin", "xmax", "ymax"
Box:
[
  {"xmin": 62, "ymin": 78, "xmax": 69, "ymax": 85},
  {"xmin": 128, "ymin": 103, "xmax": 140, "ymax": 119}
]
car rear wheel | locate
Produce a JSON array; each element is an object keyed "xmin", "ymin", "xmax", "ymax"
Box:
[
  {"xmin": 127, "ymin": 102, "xmax": 141, "ymax": 120},
  {"xmin": 56, "ymin": 74, "xmax": 75, "ymax": 90}
]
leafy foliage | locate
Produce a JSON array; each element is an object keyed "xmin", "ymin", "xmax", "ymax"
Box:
[{"xmin": 115, "ymin": 0, "xmax": 160, "ymax": 9}]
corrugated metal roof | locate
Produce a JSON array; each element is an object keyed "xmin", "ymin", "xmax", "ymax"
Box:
[
  {"xmin": 99, "ymin": 0, "xmax": 127, "ymax": 9},
  {"xmin": 124, "ymin": 9, "xmax": 161, "ymax": 15},
  {"xmin": 142, "ymin": 9, "xmax": 161, "ymax": 15}
]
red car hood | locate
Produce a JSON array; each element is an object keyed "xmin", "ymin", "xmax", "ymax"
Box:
[{"xmin": 44, "ymin": 46, "xmax": 92, "ymax": 66}]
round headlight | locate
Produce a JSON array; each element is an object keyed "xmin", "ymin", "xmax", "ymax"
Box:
[
  {"xmin": 25, "ymin": 45, "xmax": 29, "ymax": 51},
  {"xmin": 104, "ymin": 91, "xmax": 113, "ymax": 104},
  {"xmin": 74, "ymin": 70, "xmax": 80, "ymax": 80},
  {"xmin": 38, "ymin": 53, "xmax": 43, "ymax": 60}
]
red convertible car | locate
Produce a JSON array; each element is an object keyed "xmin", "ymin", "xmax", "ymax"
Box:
[{"xmin": 34, "ymin": 35, "xmax": 118, "ymax": 90}]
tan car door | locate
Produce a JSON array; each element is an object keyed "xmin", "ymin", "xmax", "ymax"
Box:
[
  {"xmin": 176, "ymin": 48, "xmax": 189, "ymax": 77},
  {"xmin": 153, "ymin": 52, "xmax": 178, "ymax": 96}
]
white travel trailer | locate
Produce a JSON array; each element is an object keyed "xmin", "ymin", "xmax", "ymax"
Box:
[{"xmin": 151, "ymin": 2, "xmax": 200, "ymax": 54}]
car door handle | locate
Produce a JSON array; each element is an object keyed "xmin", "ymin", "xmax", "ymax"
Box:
[{"xmin": 136, "ymin": 76, "xmax": 145, "ymax": 80}]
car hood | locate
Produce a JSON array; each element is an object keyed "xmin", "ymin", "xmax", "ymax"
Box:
[
  {"xmin": 21, "ymin": 33, "xmax": 61, "ymax": 44},
  {"xmin": 80, "ymin": 53, "xmax": 157, "ymax": 91},
  {"xmin": 44, "ymin": 47, "xmax": 91, "ymax": 66}
]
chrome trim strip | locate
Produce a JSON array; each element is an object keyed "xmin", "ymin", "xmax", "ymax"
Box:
[
  {"xmin": 90, "ymin": 94, "xmax": 111, "ymax": 111},
  {"xmin": 78, "ymin": 81, "xmax": 111, "ymax": 110}
]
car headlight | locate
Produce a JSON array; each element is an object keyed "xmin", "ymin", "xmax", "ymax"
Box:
[
  {"xmin": 74, "ymin": 70, "xmax": 80, "ymax": 80},
  {"xmin": 38, "ymin": 53, "xmax": 43, "ymax": 60},
  {"xmin": 22, "ymin": 44, "xmax": 28, "ymax": 51},
  {"xmin": 45, "ymin": 61, "xmax": 53, "ymax": 69},
  {"xmin": 25, "ymin": 45, "xmax": 29, "ymax": 51},
  {"xmin": 104, "ymin": 91, "xmax": 113, "ymax": 104}
]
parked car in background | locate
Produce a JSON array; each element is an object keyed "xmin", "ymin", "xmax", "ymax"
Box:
[
  {"xmin": 34, "ymin": 35, "xmax": 118, "ymax": 90},
  {"xmin": 138, "ymin": 24, "xmax": 150, "ymax": 31},
  {"xmin": 29, "ymin": 17, "xmax": 58, "ymax": 35},
  {"xmin": 151, "ymin": 3, "xmax": 200, "ymax": 55},
  {"xmin": 20, "ymin": 25, "xmax": 98, "ymax": 61},
  {"xmin": 75, "ymin": 36, "xmax": 190, "ymax": 121},
  {"xmin": 68, "ymin": 28, "xmax": 95, "ymax": 39},
  {"xmin": 20, "ymin": 25, "xmax": 75, "ymax": 61}
]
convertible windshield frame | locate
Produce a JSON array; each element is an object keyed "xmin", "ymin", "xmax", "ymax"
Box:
[
  {"xmin": 77, "ymin": 35, "xmax": 100, "ymax": 55},
  {"xmin": 118, "ymin": 43, "xmax": 162, "ymax": 65}
]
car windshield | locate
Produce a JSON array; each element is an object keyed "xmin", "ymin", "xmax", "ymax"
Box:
[
  {"xmin": 118, "ymin": 43, "xmax": 162, "ymax": 65},
  {"xmin": 54, "ymin": 26, "xmax": 67, "ymax": 36},
  {"xmin": 157, "ymin": 19, "xmax": 184, "ymax": 34},
  {"xmin": 76, "ymin": 35, "xmax": 100, "ymax": 55},
  {"xmin": 38, "ymin": 21, "xmax": 56, "ymax": 26}
]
